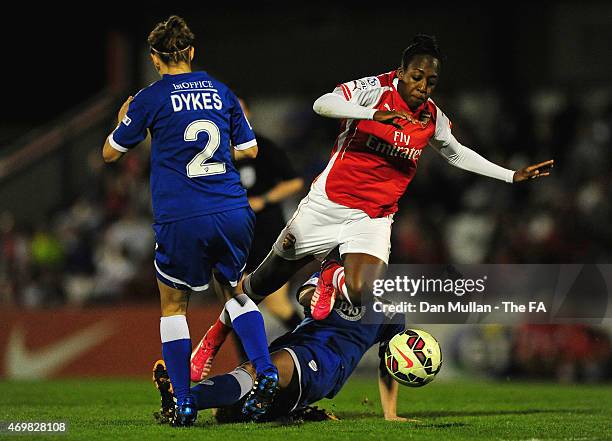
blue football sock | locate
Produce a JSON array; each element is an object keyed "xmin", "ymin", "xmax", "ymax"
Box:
[
  {"xmin": 225, "ymin": 294, "xmax": 276, "ymax": 375},
  {"xmin": 160, "ymin": 315, "xmax": 192, "ymax": 403},
  {"xmin": 191, "ymin": 368, "xmax": 253, "ymax": 409}
]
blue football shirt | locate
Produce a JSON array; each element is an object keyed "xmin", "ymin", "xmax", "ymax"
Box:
[
  {"xmin": 109, "ymin": 71, "xmax": 256, "ymax": 223},
  {"xmin": 279, "ymin": 275, "xmax": 405, "ymax": 400},
  {"xmin": 291, "ymin": 303, "xmax": 404, "ymax": 398}
]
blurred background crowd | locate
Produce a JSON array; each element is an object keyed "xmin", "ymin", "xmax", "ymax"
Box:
[
  {"xmin": 0, "ymin": 3, "xmax": 610, "ymax": 381},
  {"xmin": 2, "ymin": 87, "xmax": 611, "ymax": 308}
]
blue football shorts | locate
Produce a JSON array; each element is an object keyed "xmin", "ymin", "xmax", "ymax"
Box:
[
  {"xmin": 153, "ymin": 207, "xmax": 255, "ymax": 291},
  {"xmin": 269, "ymin": 335, "xmax": 344, "ymax": 410}
]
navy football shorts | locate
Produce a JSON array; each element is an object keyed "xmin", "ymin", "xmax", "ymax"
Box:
[
  {"xmin": 269, "ymin": 336, "xmax": 344, "ymax": 410},
  {"xmin": 153, "ymin": 207, "xmax": 255, "ymax": 291}
]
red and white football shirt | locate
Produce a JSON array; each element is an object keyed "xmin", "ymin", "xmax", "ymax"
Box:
[{"xmin": 313, "ymin": 70, "xmax": 453, "ymax": 218}]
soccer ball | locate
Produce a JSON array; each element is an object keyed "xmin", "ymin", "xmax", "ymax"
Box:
[{"xmin": 384, "ymin": 329, "xmax": 442, "ymax": 387}]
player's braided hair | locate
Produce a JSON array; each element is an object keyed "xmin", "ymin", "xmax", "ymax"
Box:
[
  {"xmin": 148, "ymin": 15, "xmax": 195, "ymax": 65},
  {"xmin": 401, "ymin": 34, "xmax": 442, "ymax": 68}
]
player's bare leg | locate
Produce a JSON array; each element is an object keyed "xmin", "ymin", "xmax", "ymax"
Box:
[
  {"xmin": 190, "ymin": 275, "xmax": 234, "ymax": 382},
  {"xmin": 311, "ymin": 253, "xmax": 387, "ymax": 320},
  {"xmin": 159, "ymin": 279, "xmax": 190, "ymax": 317},
  {"xmin": 243, "ymin": 249, "xmax": 314, "ymax": 302},
  {"xmin": 342, "ymin": 253, "xmax": 387, "ymax": 304}
]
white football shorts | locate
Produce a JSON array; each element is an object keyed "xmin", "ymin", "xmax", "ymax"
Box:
[{"xmin": 272, "ymin": 187, "xmax": 393, "ymax": 264}]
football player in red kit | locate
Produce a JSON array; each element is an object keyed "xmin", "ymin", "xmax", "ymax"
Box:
[{"xmin": 190, "ymin": 34, "xmax": 553, "ymax": 383}]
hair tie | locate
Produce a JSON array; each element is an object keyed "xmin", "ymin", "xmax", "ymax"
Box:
[{"xmin": 150, "ymin": 45, "xmax": 191, "ymax": 56}]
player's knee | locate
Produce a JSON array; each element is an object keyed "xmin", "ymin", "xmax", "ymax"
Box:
[
  {"xmin": 159, "ymin": 293, "xmax": 189, "ymax": 316},
  {"xmin": 161, "ymin": 303, "xmax": 188, "ymax": 317}
]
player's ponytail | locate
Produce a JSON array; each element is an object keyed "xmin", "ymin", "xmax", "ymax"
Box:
[
  {"xmin": 401, "ymin": 34, "xmax": 442, "ymax": 68},
  {"xmin": 148, "ymin": 15, "xmax": 195, "ymax": 65}
]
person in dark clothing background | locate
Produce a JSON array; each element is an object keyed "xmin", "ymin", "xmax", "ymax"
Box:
[{"xmin": 237, "ymin": 98, "xmax": 305, "ymax": 330}]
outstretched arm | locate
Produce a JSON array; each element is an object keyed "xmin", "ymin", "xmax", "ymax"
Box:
[
  {"xmin": 378, "ymin": 362, "xmax": 406, "ymax": 421},
  {"xmin": 430, "ymin": 133, "xmax": 553, "ymax": 183},
  {"xmin": 248, "ymin": 177, "xmax": 304, "ymax": 213}
]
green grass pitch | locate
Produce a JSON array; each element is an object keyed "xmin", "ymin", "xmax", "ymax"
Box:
[{"xmin": 0, "ymin": 377, "xmax": 610, "ymax": 440}]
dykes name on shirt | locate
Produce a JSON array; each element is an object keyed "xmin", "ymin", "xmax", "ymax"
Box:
[{"xmin": 171, "ymin": 91, "xmax": 223, "ymax": 112}]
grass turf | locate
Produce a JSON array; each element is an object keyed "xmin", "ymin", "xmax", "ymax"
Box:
[{"xmin": 0, "ymin": 377, "xmax": 610, "ymax": 441}]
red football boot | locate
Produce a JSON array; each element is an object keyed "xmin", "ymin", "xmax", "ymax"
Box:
[
  {"xmin": 310, "ymin": 260, "xmax": 342, "ymax": 320},
  {"xmin": 190, "ymin": 320, "xmax": 231, "ymax": 382}
]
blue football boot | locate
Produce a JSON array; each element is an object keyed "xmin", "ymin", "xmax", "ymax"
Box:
[
  {"xmin": 241, "ymin": 369, "xmax": 280, "ymax": 421},
  {"xmin": 172, "ymin": 396, "xmax": 198, "ymax": 427}
]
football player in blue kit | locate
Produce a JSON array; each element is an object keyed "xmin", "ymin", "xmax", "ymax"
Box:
[
  {"xmin": 153, "ymin": 273, "xmax": 409, "ymax": 423},
  {"xmin": 101, "ymin": 15, "xmax": 278, "ymax": 425}
]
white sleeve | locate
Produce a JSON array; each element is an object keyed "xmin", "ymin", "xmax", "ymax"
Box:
[
  {"xmin": 312, "ymin": 75, "xmax": 385, "ymax": 120},
  {"xmin": 429, "ymin": 106, "xmax": 515, "ymax": 183},
  {"xmin": 312, "ymin": 93, "xmax": 377, "ymax": 120}
]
